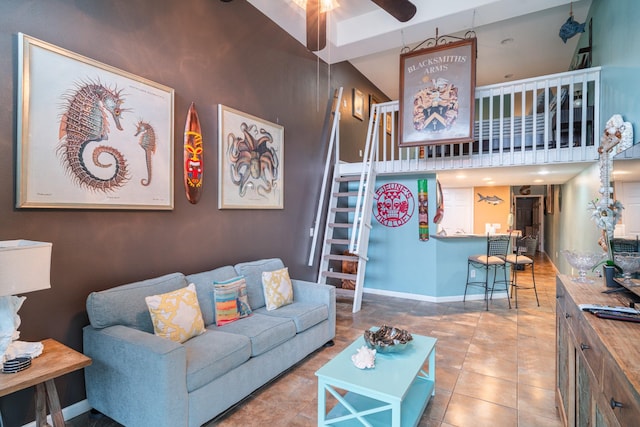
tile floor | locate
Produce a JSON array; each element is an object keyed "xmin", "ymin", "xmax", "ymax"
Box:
[{"xmin": 71, "ymin": 253, "xmax": 562, "ymax": 427}]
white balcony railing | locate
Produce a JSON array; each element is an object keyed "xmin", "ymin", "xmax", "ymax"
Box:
[{"xmin": 341, "ymin": 67, "xmax": 601, "ymax": 175}]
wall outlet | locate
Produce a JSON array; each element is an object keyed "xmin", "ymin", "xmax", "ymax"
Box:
[
  {"xmin": 359, "ymin": 150, "xmax": 363, "ymax": 157},
  {"xmin": 470, "ymin": 269, "xmax": 476, "ymax": 278},
  {"xmin": 309, "ymin": 227, "xmax": 314, "ymax": 237}
]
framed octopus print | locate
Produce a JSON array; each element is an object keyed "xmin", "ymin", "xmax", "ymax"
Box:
[
  {"xmin": 218, "ymin": 105, "xmax": 284, "ymax": 209},
  {"xmin": 398, "ymin": 38, "xmax": 476, "ymax": 147},
  {"xmin": 16, "ymin": 33, "xmax": 175, "ymax": 209}
]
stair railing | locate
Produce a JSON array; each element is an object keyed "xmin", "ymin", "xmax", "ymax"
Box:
[
  {"xmin": 308, "ymin": 87, "xmax": 343, "ymax": 266},
  {"xmin": 349, "ymin": 102, "xmax": 380, "ymax": 255}
]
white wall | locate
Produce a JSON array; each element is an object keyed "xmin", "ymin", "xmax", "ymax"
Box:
[{"xmin": 437, "ymin": 188, "xmax": 473, "ymax": 235}]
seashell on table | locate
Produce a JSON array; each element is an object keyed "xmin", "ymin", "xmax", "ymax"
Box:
[{"xmin": 351, "ymin": 345, "xmax": 376, "ymax": 369}]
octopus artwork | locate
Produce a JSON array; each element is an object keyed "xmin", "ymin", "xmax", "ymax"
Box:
[
  {"xmin": 412, "ymin": 77, "xmax": 459, "ymax": 133},
  {"xmin": 58, "ymin": 80, "xmax": 130, "ymax": 192},
  {"xmin": 226, "ymin": 122, "xmax": 279, "ymax": 198}
]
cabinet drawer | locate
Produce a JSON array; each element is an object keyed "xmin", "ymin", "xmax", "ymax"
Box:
[
  {"xmin": 602, "ymin": 359, "xmax": 640, "ymax": 426},
  {"xmin": 563, "ymin": 293, "xmax": 583, "ymax": 336},
  {"xmin": 556, "ymin": 278, "xmax": 569, "ymax": 313},
  {"xmin": 575, "ymin": 319, "xmax": 604, "ymax": 384}
]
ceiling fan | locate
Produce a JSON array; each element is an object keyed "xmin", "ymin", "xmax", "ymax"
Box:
[{"xmin": 307, "ymin": 0, "xmax": 417, "ymax": 51}]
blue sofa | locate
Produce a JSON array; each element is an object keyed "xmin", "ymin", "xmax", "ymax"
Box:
[{"xmin": 83, "ymin": 258, "xmax": 336, "ymax": 427}]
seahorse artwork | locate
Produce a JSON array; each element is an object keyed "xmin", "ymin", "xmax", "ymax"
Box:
[
  {"xmin": 58, "ymin": 81, "xmax": 129, "ymax": 192},
  {"xmin": 134, "ymin": 120, "xmax": 156, "ymax": 186},
  {"xmin": 227, "ymin": 122, "xmax": 278, "ymax": 198},
  {"xmin": 184, "ymin": 102, "xmax": 203, "ymax": 204}
]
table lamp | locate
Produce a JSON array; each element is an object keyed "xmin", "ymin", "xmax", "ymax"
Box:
[{"xmin": 0, "ymin": 240, "xmax": 52, "ymax": 371}]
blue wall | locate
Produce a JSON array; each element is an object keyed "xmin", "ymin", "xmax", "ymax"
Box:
[
  {"xmin": 364, "ymin": 175, "xmax": 494, "ymax": 300},
  {"xmin": 591, "ymin": 0, "xmax": 640, "ymax": 136},
  {"xmin": 547, "ymin": 0, "xmax": 640, "ymax": 274}
]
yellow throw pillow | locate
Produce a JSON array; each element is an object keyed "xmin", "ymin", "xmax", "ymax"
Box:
[
  {"xmin": 145, "ymin": 283, "xmax": 205, "ymax": 343},
  {"xmin": 261, "ymin": 267, "xmax": 294, "ymax": 311}
]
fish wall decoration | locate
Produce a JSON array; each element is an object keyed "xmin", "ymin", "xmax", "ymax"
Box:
[
  {"xmin": 477, "ymin": 193, "xmax": 504, "ymax": 205},
  {"xmin": 559, "ymin": 3, "xmax": 585, "ymax": 43}
]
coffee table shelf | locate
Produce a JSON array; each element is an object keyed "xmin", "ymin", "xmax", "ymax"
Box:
[{"xmin": 316, "ymin": 334, "xmax": 436, "ymax": 427}]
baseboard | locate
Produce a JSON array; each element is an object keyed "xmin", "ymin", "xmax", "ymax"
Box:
[
  {"xmin": 363, "ymin": 287, "xmax": 509, "ymax": 303},
  {"xmin": 21, "ymin": 399, "xmax": 91, "ymax": 427}
]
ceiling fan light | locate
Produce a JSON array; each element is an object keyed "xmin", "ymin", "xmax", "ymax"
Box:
[{"xmin": 292, "ymin": 0, "xmax": 339, "ymax": 13}]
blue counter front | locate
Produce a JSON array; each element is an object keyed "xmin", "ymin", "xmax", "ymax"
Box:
[
  {"xmin": 358, "ymin": 175, "xmax": 510, "ymax": 303},
  {"xmin": 364, "ymin": 232, "xmax": 510, "ymax": 302}
]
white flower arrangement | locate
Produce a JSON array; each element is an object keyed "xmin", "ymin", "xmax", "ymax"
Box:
[{"xmin": 588, "ymin": 198, "xmax": 624, "ymax": 236}]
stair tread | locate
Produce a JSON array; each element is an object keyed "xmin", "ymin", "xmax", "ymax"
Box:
[
  {"xmin": 333, "ymin": 191, "xmax": 359, "ymax": 197},
  {"xmin": 328, "ymin": 223, "xmax": 352, "ymax": 228},
  {"xmin": 327, "ymin": 239, "xmax": 350, "ymax": 245},
  {"xmin": 322, "ymin": 271, "xmax": 357, "ymax": 280},
  {"xmin": 324, "ymin": 254, "xmax": 359, "ymax": 261},
  {"xmin": 335, "ymin": 175, "xmax": 361, "ymax": 182}
]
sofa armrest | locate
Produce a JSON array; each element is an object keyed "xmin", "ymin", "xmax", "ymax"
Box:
[
  {"xmin": 83, "ymin": 325, "xmax": 188, "ymax": 427},
  {"xmin": 291, "ymin": 279, "xmax": 336, "ymax": 339}
]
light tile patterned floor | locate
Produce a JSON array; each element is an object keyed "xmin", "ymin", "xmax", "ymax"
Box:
[{"xmin": 72, "ymin": 253, "xmax": 562, "ymax": 427}]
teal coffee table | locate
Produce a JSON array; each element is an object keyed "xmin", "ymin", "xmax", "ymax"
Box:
[{"xmin": 315, "ymin": 334, "xmax": 436, "ymax": 426}]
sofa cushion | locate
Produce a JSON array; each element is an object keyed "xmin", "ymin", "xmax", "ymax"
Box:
[
  {"xmin": 261, "ymin": 267, "xmax": 294, "ymax": 311},
  {"xmin": 234, "ymin": 258, "xmax": 285, "ymax": 310},
  {"xmin": 186, "ymin": 265, "xmax": 238, "ymax": 326},
  {"xmin": 218, "ymin": 313, "xmax": 295, "ymax": 357},
  {"xmin": 213, "ymin": 277, "xmax": 252, "ymax": 326},
  {"xmin": 255, "ymin": 302, "xmax": 328, "ymax": 333},
  {"xmin": 184, "ymin": 330, "xmax": 251, "ymax": 392},
  {"xmin": 145, "ymin": 284, "xmax": 206, "ymax": 343},
  {"xmin": 87, "ymin": 273, "xmax": 188, "ymax": 333}
]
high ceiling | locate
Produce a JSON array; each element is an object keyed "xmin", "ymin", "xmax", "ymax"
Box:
[
  {"xmin": 248, "ymin": 0, "xmax": 592, "ymax": 100},
  {"xmin": 247, "ymin": 0, "xmax": 596, "ymax": 186}
]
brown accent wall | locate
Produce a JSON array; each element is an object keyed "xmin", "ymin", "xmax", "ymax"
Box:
[{"xmin": 0, "ymin": 0, "xmax": 387, "ymax": 423}]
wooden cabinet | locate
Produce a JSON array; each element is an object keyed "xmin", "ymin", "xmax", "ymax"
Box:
[{"xmin": 556, "ymin": 275, "xmax": 640, "ymax": 426}]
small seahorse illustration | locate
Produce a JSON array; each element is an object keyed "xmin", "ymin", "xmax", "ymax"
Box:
[
  {"xmin": 58, "ymin": 81, "xmax": 129, "ymax": 192},
  {"xmin": 135, "ymin": 120, "xmax": 157, "ymax": 186}
]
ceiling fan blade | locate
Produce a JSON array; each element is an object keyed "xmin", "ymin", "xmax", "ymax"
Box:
[
  {"xmin": 306, "ymin": 0, "xmax": 326, "ymax": 51},
  {"xmin": 371, "ymin": 0, "xmax": 417, "ymax": 23}
]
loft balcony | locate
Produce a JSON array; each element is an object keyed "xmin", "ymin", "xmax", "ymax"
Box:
[{"xmin": 339, "ymin": 67, "xmax": 601, "ymax": 178}]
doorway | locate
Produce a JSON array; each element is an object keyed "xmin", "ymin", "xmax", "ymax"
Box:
[{"xmin": 514, "ymin": 195, "xmax": 544, "ymax": 252}]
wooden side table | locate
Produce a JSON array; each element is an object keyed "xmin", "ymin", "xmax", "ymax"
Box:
[{"xmin": 0, "ymin": 338, "xmax": 91, "ymax": 427}]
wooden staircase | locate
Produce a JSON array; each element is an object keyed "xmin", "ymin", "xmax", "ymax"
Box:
[
  {"xmin": 309, "ymin": 89, "xmax": 379, "ymax": 313},
  {"xmin": 317, "ymin": 169, "xmax": 375, "ymax": 313}
]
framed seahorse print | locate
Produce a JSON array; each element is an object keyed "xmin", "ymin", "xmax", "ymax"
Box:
[{"xmin": 16, "ymin": 33, "xmax": 175, "ymax": 209}]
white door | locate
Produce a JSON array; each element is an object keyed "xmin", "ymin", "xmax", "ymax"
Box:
[{"xmin": 616, "ymin": 181, "xmax": 640, "ymax": 237}]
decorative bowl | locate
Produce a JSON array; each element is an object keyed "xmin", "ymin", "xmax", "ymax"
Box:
[
  {"xmin": 561, "ymin": 249, "xmax": 605, "ymax": 283},
  {"xmin": 614, "ymin": 252, "xmax": 640, "ymax": 285},
  {"xmin": 363, "ymin": 325, "xmax": 413, "ymax": 353}
]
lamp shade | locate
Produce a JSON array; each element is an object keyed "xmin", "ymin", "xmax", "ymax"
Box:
[{"xmin": 0, "ymin": 240, "xmax": 52, "ymax": 297}]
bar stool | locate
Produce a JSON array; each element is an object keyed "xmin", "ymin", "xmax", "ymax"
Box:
[
  {"xmin": 505, "ymin": 235, "xmax": 539, "ymax": 308},
  {"xmin": 464, "ymin": 233, "xmax": 512, "ymax": 310}
]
